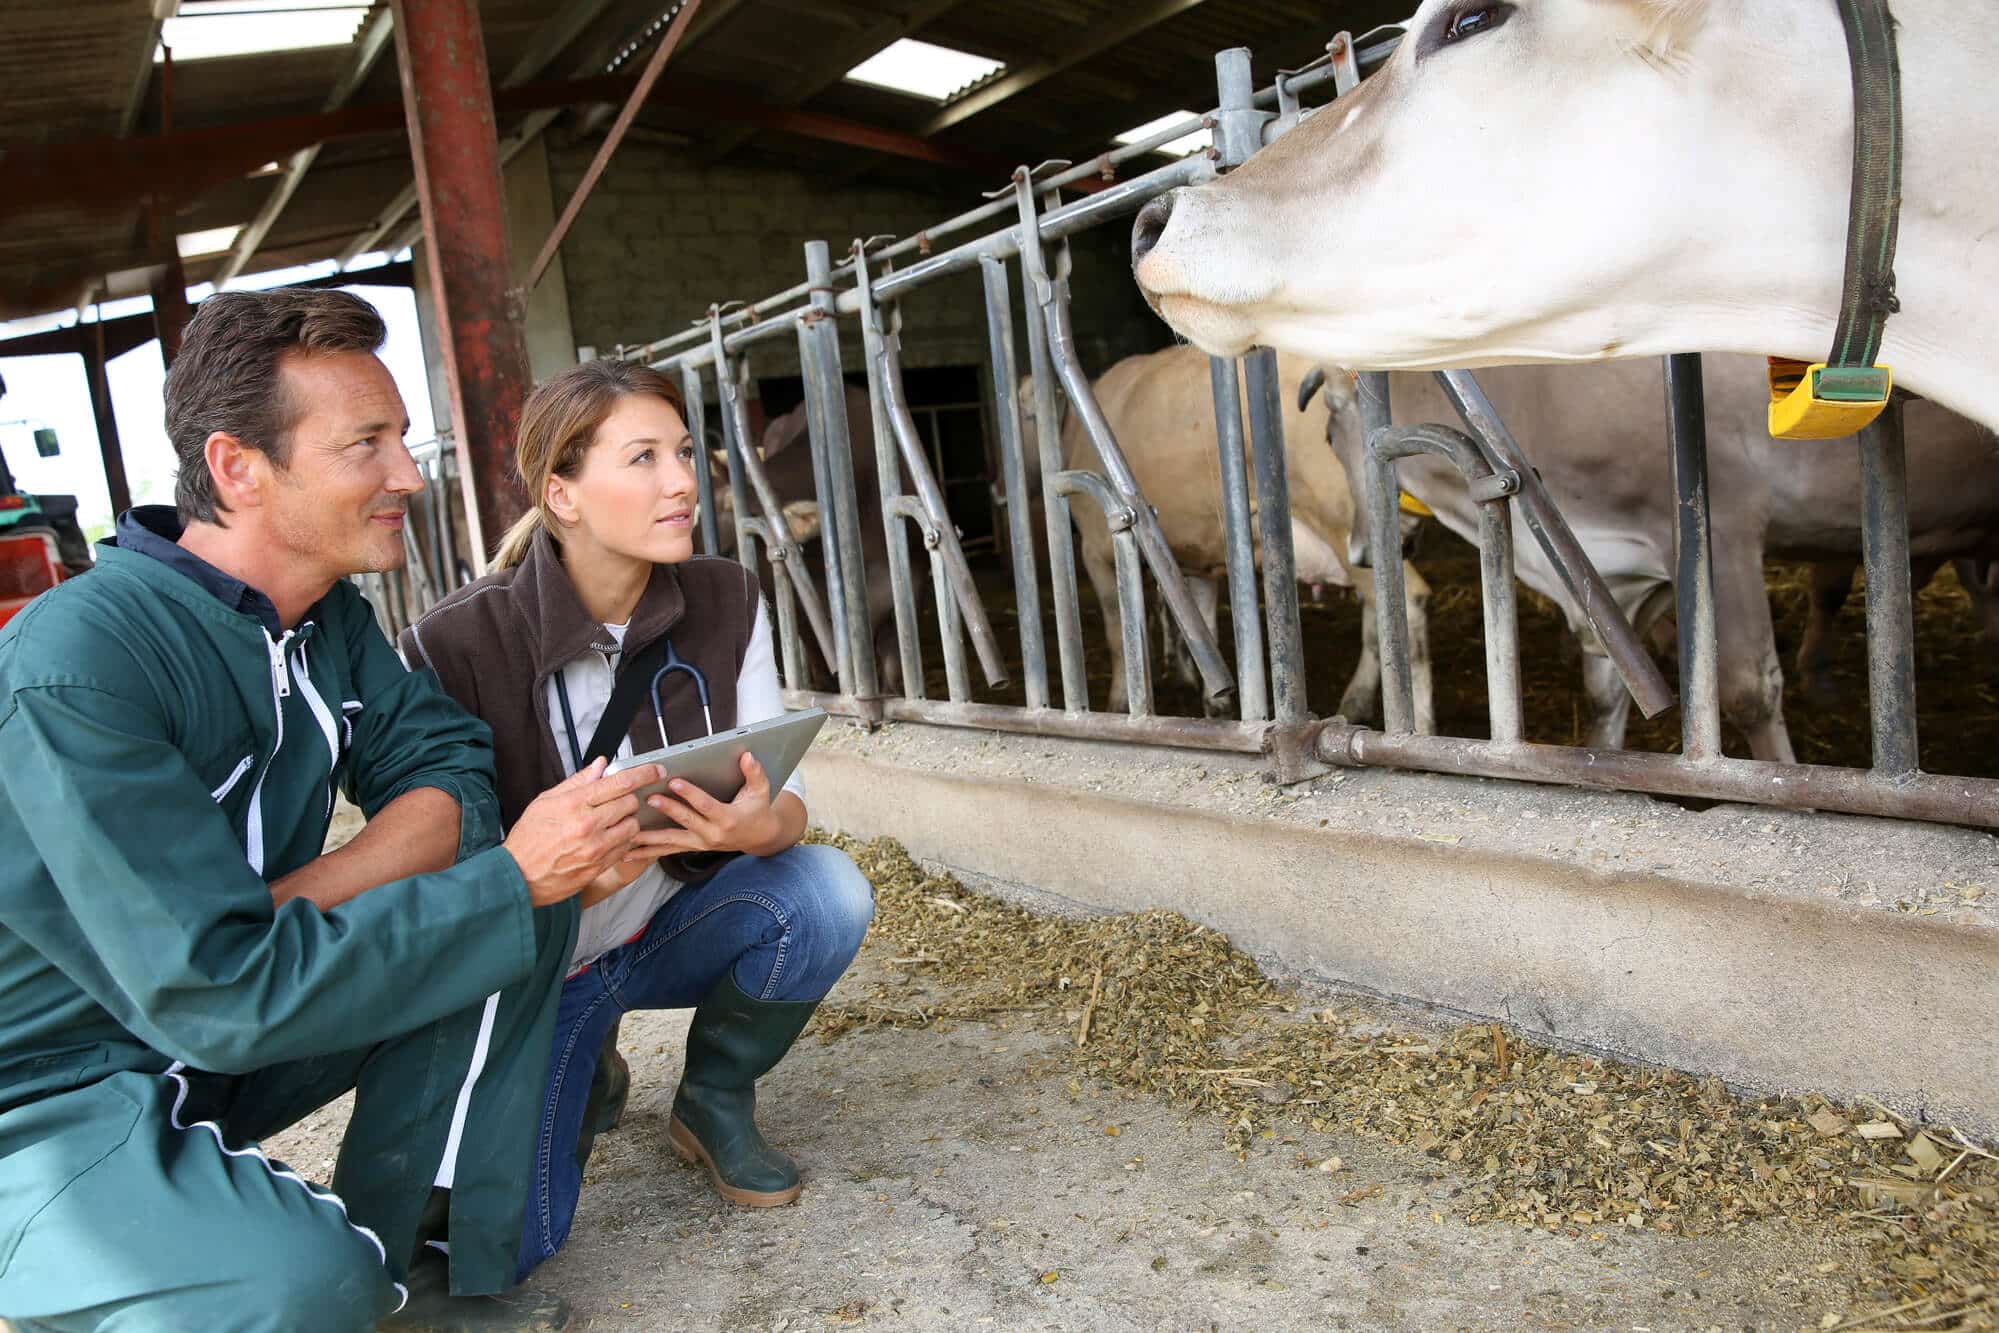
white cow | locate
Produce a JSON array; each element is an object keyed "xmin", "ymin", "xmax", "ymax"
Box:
[
  {"xmin": 1131, "ymin": 0, "xmax": 1999, "ymax": 432},
  {"xmin": 1316, "ymin": 355, "xmax": 1999, "ymax": 759},
  {"xmin": 1025, "ymin": 346, "xmax": 1435, "ymax": 729}
]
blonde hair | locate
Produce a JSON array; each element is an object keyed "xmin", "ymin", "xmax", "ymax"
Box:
[{"xmin": 491, "ymin": 359, "xmax": 688, "ymax": 569}]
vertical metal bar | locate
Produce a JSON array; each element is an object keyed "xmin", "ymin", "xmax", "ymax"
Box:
[
  {"xmin": 1665, "ymin": 353, "xmax": 1722, "ymax": 762},
  {"xmin": 678, "ymin": 364, "xmax": 720, "ymax": 557},
  {"xmin": 1243, "ymin": 350, "xmax": 1307, "ymax": 722},
  {"xmin": 931, "ymin": 546, "xmax": 968, "ymax": 702},
  {"xmin": 391, "ymin": 0, "xmax": 532, "ymax": 567},
  {"xmin": 851, "ymin": 243, "xmax": 925, "ymax": 699},
  {"xmin": 1013, "ymin": 173, "xmax": 1090, "ymax": 712},
  {"xmin": 803, "ymin": 240, "xmax": 878, "ymax": 700},
  {"xmin": 707, "ymin": 314, "xmax": 756, "ymax": 573},
  {"xmin": 1859, "ymin": 395, "xmax": 1920, "ymax": 776},
  {"xmin": 435, "ymin": 434, "xmax": 461, "ymax": 589},
  {"xmin": 83, "ymin": 323, "xmax": 133, "ymax": 516},
  {"xmin": 794, "ymin": 321, "xmax": 846, "ymax": 680},
  {"xmin": 1479, "ymin": 493, "xmax": 1523, "ymax": 745},
  {"xmin": 772, "ymin": 547, "xmax": 807, "ymax": 689},
  {"xmin": 1041, "ymin": 275, "xmax": 1233, "ymax": 701},
  {"xmin": 1110, "ymin": 529, "xmax": 1152, "ymax": 717},
  {"xmin": 981, "ymin": 254, "xmax": 1050, "ymax": 710},
  {"xmin": 1207, "ymin": 356, "xmax": 1266, "ymax": 721},
  {"xmin": 1364, "ymin": 442, "xmax": 1416, "ymax": 734}
]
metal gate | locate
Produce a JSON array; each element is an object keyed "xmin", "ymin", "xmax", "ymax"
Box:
[{"xmin": 605, "ymin": 25, "xmax": 1998, "ymax": 833}]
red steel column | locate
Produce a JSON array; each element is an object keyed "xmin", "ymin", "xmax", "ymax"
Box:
[{"xmin": 390, "ymin": 0, "xmax": 530, "ymax": 567}]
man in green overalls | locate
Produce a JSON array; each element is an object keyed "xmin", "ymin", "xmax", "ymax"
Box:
[{"xmin": 0, "ymin": 289, "xmax": 660, "ymax": 1331}]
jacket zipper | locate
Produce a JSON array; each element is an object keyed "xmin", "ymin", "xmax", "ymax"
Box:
[{"xmin": 243, "ymin": 628, "xmax": 295, "ymax": 876}]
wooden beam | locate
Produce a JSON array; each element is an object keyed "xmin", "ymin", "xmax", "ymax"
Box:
[
  {"xmin": 699, "ymin": 0, "xmax": 968, "ymax": 166},
  {"xmin": 919, "ymin": 0, "xmax": 1209, "ymax": 137},
  {"xmin": 213, "ymin": 6, "xmax": 396, "ymax": 288}
]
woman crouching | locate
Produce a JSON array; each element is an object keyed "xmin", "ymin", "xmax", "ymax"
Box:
[{"xmin": 400, "ymin": 360, "xmax": 873, "ymax": 1278}]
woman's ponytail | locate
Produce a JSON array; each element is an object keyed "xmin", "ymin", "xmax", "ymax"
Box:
[{"xmin": 490, "ymin": 506, "xmax": 546, "ymax": 570}]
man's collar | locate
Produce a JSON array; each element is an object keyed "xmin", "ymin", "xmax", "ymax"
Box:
[{"xmin": 111, "ymin": 507, "xmax": 285, "ymax": 637}]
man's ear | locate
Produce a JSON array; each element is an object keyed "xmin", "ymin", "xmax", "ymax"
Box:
[{"xmin": 202, "ymin": 431, "xmax": 268, "ymax": 512}]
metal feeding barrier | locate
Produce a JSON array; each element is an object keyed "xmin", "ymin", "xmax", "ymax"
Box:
[{"xmin": 608, "ymin": 28, "xmax": 1998, "ymax": 833}]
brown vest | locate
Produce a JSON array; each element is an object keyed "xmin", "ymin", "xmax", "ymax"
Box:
[{"xmin": 400, "ymin": 526, "xmax": 761, "ymax": 883}]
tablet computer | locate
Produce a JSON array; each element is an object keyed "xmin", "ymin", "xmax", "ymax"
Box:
[{"xmin": 607, "ymin": 707, "xmax": 828, "ymax": 831}]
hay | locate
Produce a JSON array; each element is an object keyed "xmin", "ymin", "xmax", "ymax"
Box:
[{"xmin": 808, "ymin": 831, "xmax": 1999, "ymax": 1330}]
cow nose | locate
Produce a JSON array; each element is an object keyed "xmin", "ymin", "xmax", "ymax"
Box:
[{"xmin": 1131, "ymin": 192, "xmax": 1176, "ymax": 271}]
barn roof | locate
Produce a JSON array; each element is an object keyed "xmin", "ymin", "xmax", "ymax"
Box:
[{"xmin": 0, "ymin": 0, "xmax": 1407, "ymax": 324}]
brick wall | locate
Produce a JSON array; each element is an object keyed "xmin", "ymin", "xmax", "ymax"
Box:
[{"xmin": 549, "ymin": 141, "xmax": 1170, "ymax": 387}]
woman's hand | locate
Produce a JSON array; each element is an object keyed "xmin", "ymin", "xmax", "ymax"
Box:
[
  {"xmin": 644, "ymin": 753, "xmax": 804, "ymax": 857},
  {"xmin": 575, "ymin": 824, "xmax": 698, "ymax": 908}
]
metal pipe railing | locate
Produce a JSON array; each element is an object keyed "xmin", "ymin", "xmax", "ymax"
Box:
[
  {"xmin": 1434, "ymin": 368, "xmax": 1678, "ymax": 719},
  {"xmin": 980, "ymin": 253, "xmax": 1050, "ymax": 711},
  {"xmin": 1665, "ymin": 353, "xmax": 1722, "ymax": 762},
  {"xmin": 1207, "ymin": 355, "xmax": 1268, "ymax": 722},
  {"xmin": 1050, "ymin": 468, "xmax": 1150, "ymax": 717},
  {"xmin": 800, "ymin": 240, "xmax": 877, "ymax": 701},
  {"xmin": 600, "ymin": 24, "xmax": 1982, "ymax": 835},
  {"xmin": 1859, "ymin": 395, "xmax": 1921, "ymax": 777},
  {"xmin": 1366, "ymin": 423, "xmax": 1521, "ymax": 743}
]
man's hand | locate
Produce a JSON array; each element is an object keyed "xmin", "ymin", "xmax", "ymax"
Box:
[
  {"xmin": 642, "ymin": 753, "xmax": 805, "ymax": 859},
  {"xmin": 503, "ymin": 758, "xmax": 663, "ymax": 907}
]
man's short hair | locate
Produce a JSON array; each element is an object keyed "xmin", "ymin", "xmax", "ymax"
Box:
[{"xmin": 165, "ymin": 288, "xmax": 387, "ymax": 525}]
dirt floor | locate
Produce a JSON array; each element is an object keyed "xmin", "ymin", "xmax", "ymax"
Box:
[
  {"xmin": 263, "ymin": 810, "xmax": 1910, "ymax": 1333},
  {"xmin": 267, "ymin": 961, "xmax": 1871, "ymax": 1333},
  {"xmin": 895, "ymin": 537, "xmax": 1997, "ymax": 782}
]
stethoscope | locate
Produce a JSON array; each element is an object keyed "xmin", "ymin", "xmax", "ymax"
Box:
[{"xmin": 552, "ymin": 638, "xmax": 714, "ymax": 770}]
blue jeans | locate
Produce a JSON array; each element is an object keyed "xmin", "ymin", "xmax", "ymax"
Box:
[{"xmin": 515, "ymin": 843, "xmax": 872, "ymax": 1278}]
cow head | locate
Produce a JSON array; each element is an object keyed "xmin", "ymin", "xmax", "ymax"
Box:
[{"xmin": 1132, "ymin": 0, "xmax": 1849, "ymax": 374}]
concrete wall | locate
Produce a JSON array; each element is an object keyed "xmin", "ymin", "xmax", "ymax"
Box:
[
  {"xmin": 547, "ymin": 140, "xmax": 1168, "ymax": 386},
  {"xmin": 801, "ymin": 722, "xmax": 1999, "ymax": 1139}
]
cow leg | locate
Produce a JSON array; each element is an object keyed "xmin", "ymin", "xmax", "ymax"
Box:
[
  {"xmin": 1715, "ymin": 553, "xmax": 1796, "ymax": 765},
  {"xmin": 1339, "ymin": 561, "xmax": 1431, "ymax": 733},
  {"xmin": 1079, "ymin": 536, "xmax": 1130, "ymax": 713},
  {"xmin": 1341, "ymin": 566, "xmax": 1383, "ymax": 725},
  {"xmin": 1176, "ymin": 576, "xmax": 1226, "ymax": 718},
  {"xmin": 1579, "ymin": 645, "xmax": 1633, "ymax": 750},
  {"xmin": 1797, "ymin": 560, "xmax": 1856, "ymax": 705},
  {"xmin": 1955, "ymin": 557, "xmax": 1999, "ymax": 648}
]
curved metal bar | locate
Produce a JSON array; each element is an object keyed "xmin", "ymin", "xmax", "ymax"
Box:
[
  {"xmin": 1052, "ymin": 468, "xmax": 1150, "ymax": 717},
  {"xmin": 853, "ymin": 243, "xmax": 1011, "ymax": 691},
  {"xmin": 1368, "ymin": 423, "xmax": 1521, "ymax": 743},
  {"xmin": 707, "ymin": 315, "xmax": 839, "ymax": 672},
  {"xmin": 1040, "ymin": 265, "xmax": 1236, "ymax": 706},
  {"xmin": 849, "ymin": 244, "xmax": 926, "ymax": 700},
  {"xmin": 1434, "ymin": 368, "xmax": 1676, "ymax": 719},
  {"xmin": 884, "ymin": 496, "xmax": 969, "ymax": 701}
]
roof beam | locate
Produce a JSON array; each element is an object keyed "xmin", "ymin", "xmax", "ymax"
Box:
[
  {"xmin": 697, "ymin": 0, "xmax": 968, "ymax": 165},
  {"xmin": 118, "ymin": 7, "xmax": 167, "ymax": 137},
  {"xmin": 340, "ymin": 0, "xmax": 749, "ymax": 268},
  {"xmin": 213, "ymin": 6, "xmax": 395, "ymax": 288},
  {"xmin": 919, "ymin": 0, "xmax": 1209, "ymax": 138}
]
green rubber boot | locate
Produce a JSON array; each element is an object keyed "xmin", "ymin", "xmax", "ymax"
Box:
[
  {"xmin": 379, "ymin": 1251, "xmax": 572, "ymax": 1332},
  {"xmin": 667, "ymin": 973, "xmax": 818, "ymax": 1207},
  {"xmin": 575, "ymin": 1020, "xmax": 630, "ymax": 1171}
]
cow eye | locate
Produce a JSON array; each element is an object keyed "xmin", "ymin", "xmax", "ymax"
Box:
[{"xmin": 1444, "ymin": 4, "xmax": 1511, "ymax": 42}]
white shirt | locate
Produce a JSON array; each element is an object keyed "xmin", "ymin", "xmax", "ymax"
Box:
[{"xmin": 548, "ymin": 600, "xmax": 803, "ymax": 973}]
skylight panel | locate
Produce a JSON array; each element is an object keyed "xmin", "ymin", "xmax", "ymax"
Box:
[
  {"xmin": 1115, "ymin": 110, "xmax": 1210, "ymax": 158},
  {"xmin": 843, "ymin": 39, "xmax": 1003, "ymax": 102},
  {"xmin": 177, "ymin": 226, "xmax": 244, "ymax": 259},
  {"xmin": 158, "ymin": 3, "xmax": 370, "ymax": 62}
]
